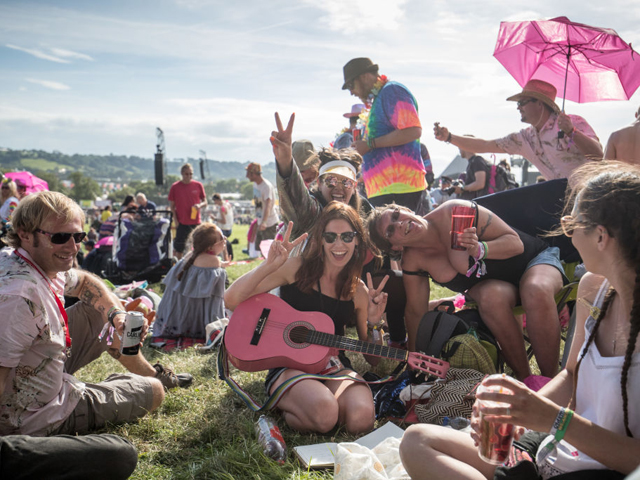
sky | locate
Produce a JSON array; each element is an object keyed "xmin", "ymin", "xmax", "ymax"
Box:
[{"xmin": 1, "ymin": 0, "xmax": 640, "ymax": 176}]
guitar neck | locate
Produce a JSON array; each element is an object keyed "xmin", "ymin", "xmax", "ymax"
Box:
[{"xmin": 308, "ymin": 330, "xmax": 408, "ymax": 362}]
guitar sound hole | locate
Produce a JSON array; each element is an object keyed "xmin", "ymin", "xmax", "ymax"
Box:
[{"xmin": 289, "ymin": 325, "xmax": 310, "ymax": 344}]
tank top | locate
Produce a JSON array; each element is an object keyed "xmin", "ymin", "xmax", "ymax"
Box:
[
  {"xmin": 279, "ymin": 283, "xmax": 355, "ymax": 336},
  {"xmin": 537, "ymin": 279, "xmax": 640, "ymax": 478}
]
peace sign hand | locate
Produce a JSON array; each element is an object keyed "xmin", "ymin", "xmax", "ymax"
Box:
[
  {"xmin": 270, "ymin": 112, "xmax": 295, "ymax": 167},
  {"xmin": 263, "ymin": 222, "xmax": 307, "ymax": 270},
  {"xmin": 366, "ymin": 272, "xmax": 389, "ymax": 320}
]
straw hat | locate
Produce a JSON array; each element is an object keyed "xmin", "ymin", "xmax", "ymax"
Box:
[{"xmin": 506, "ymin": 79, "xmax": 560, "ymax": 113}]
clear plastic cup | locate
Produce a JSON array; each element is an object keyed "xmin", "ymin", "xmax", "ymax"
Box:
[{"xmin": 477, "ymin": 375, "xmax": 515, "ymax": 465}]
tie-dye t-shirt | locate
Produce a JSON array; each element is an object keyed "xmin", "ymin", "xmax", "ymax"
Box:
[{"xmin": 364, "ymin": 81, "xmax": 426, "ymax": 198}]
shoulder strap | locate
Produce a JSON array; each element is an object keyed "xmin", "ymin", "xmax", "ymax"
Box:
[{"xmin": 417, "ymin": 311, "xmax": 468, "ymax": 356}]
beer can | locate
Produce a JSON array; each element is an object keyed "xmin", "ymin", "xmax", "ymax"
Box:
[{"xmin": 121, "ymin": 311, "xmax": 145, "ymax": 355}]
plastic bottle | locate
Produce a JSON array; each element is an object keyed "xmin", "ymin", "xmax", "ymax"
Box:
[
  {"xmin": 255, "ymin": 415, "xmax": 287, "ymax": 464},
  {"xmin": 442, "ymin": 416, "xmax": 471, "ymax": 430}
]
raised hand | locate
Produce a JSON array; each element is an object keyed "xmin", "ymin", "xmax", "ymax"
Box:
[
  {"xmin": 270, "ymin": 112, "xmax": 295, "ymax": 170},
  {"xmin": 433, "ymin": 121, "xmax": 450, "ymax": 142},
  {"xmin": 366, "ymin": 272, "xmax": 389, "ymax": 320}
]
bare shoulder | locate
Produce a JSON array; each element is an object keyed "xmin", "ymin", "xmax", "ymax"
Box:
[{"xmin": 577, "ymin": 272, "xmax": 608, "ymax": 305}]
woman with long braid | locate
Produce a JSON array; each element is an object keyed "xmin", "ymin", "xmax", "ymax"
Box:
[
  {"xmin": 399, "ymin": 161, "xmax": 640, "ymax": 479},
  {"xmin": 152, "ymin": 223, "xmax": 228, "ymax": 342}
]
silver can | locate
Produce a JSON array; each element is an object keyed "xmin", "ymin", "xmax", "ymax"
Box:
[{"xmin": 121, "ymin": 311, "xmax": 145, "ymax": 355}]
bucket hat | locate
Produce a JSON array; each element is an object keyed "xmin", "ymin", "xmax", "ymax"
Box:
[{"xmin": 292, "ymin": 140, "xmax": 318, "ymax": 172}]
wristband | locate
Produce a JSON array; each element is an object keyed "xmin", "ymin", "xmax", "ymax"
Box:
[
  {"xmin": 107, "ymin": 308, "xmax": 127, "ymax": 327},
  {"xmin": 481, "ymin": 241, "xmax": 488, "ymax": 260},
  {"xmin": 445, "ymin": 132, "xmax": 452, "ymax": 143},
  {"xmin": 554, "ymin": 408, "xmax": 573, "ymax": 443},
  {"xmin": 549, "ymin": 407, "xmax": 566, "ymax": 437}
]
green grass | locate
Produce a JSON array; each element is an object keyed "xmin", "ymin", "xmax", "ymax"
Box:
[
  {"xmin": 21, "ymin": 157, "xmax": 62, "ymax": 171},
  {"xmin": 72, "ymin": 223, "xmax": 476, "ymax": 479}
]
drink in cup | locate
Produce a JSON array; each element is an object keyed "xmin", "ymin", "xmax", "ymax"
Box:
[
  {"xmin": 352, "ymin": 128, "xmax": 361, "ymax": 142},
  {"xmin": 477, "ymin": 375, "xmax": 516, "ymax": 465},
  {"xmin": 191, "ymin": 206, "xmax": 198, "ymax": 220},
  {"xmin": 450, "ymin": 205, "xmax": 476, "ymax": 251}
]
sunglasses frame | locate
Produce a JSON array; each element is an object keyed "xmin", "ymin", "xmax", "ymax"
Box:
[
  {"xmin": 517, "ymin": 98, "xmax": 536, "ymax": 108},
  {"xmin": 560, "ymin": 215, "xmax": 590, "ymax": 237},
  {"xmin": 35, "ymin": 228, "xmax": 87, "ymax": 245},
  {"xmin": 322, "ymin": 175, "xmax": 356, "ymax": 190},
  {"xmin": 322, "ymin": 231, "xmax": 358, "ymax": 244}
]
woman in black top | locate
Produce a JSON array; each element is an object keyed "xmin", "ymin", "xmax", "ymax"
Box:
[
  {"xmin": 367, "ymin": 200, "xmax": 565, "ymax": 381},
  {"xmin": 225, "ymin": 203, "xmax": 388, "ymax": 434}
]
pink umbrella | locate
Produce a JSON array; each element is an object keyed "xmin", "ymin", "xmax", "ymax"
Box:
[
  {"xmin": 494, "ymin": 16, "xmax": 640, "ymax": 111},
  {"xmin": 4, "ymin": 171, "xmax": 49, "ymax": 195}
]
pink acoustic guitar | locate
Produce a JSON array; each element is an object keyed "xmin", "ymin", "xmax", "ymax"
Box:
[{"xmin": 224, "ymin": 293, "xmax": 449, "ymax": 378}]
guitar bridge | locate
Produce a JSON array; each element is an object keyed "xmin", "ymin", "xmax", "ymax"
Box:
[{"xmin": 250, "ymin": 308, "xmax": 271, "ymax": 346}]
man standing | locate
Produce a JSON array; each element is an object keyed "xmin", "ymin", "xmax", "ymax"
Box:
[
  {"xmin": 451, "ymin": 140, "xmax": 491, "ymax": 200},
  {"xmin": 168, "ymin": 163, "xmax": 207, "ymax": 259},
  {"xmin": 342, "ymin": 57, "xmax": 426, "ymax": 210},
  {"xmin": 0, "ymin": 192, "xmax": 192, "ymax": 440},
  {"xmin": 136, "ymin": 192, "xmax": 157, "ymax": 217},
  {"xmin": 434, "ymin": 80, "xmax": 603, "ymax": 180},
  {"xmin": 245, "ymin": 162, "xmax": 279, "ymax": 253},
  {"xmin": 604, "ymin": 105, "xmax": 640, "ymax": 163}
]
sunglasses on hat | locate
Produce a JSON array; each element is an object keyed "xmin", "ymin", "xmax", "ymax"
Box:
[
  {"xmin": 322, "ymin": 231, "xmax": 358, "ymax": 244},
  {"xmin": 35, "ymin": 228, "xmax": 87, "ymax": 244}
]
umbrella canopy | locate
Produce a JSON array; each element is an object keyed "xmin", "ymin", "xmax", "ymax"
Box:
[
  {"xmin": 4, "ymin": 171, "xmax": 49, "ymax": 195},
  {"xmin": 494, "ymin": 16, "xmax": 640, "ymax": 109}
]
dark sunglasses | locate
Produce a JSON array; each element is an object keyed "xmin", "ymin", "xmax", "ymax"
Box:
[
  {"xmin": 517, "ymin": 98, "xmax": 536, "ymax": 108},
  {"xmin": 323, "ymin": 175, "xmax": 356, "ymax": 189},
  {"xmin": 35, "ymin": 228, "xmax": 87, "ymax": 244},
  {"xmin": 1, "ymin": 186, "xmax": 9, "ymax": 190},
  {"xmin": 322, "ymin": 231, "xmax": 358, "ymax": 244}
]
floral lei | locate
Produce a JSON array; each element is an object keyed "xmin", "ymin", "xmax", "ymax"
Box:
[{"xmin": 358, "ymin": 75, "xmax": 389, "ymax": 132}]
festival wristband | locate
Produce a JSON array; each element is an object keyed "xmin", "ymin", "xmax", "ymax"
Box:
[
  {"xmin": 549, "ymin": 407, "xmax": 566, "ymax": 437},
  {"xmin": 554, "ymin": 409, "xmax": 573, "ymax": 443},
  {"xmin": 107, "ymin": 308, "xmax": 127, "ymax": 327},
  {"xmin": 481, "ymin": 241, "xmax": 488, "ymax": 260}
]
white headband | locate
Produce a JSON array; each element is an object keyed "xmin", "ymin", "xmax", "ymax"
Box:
[{"xmin": 319, "ymin": 160, "xmax": 357, "ymax": 179}]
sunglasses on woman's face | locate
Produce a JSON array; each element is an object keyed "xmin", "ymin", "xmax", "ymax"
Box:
[
  {"xmin": 322, "ymin": 231, "xmax": 358, "ymax": 244},
  {"xmin": 35, "ymin": 228, "xmax": 87, "ymax": 244},
  {"xmin": 322, "ymin": 175, "xmax": 356, "ymax": 190},
  {"xmin": 560, "ymin": 215, "xmax": 589, "ymax": 237}
]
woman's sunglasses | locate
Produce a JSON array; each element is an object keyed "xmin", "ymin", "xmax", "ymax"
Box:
[
  {"xmin": 322, "ymin": 231, "xmax": 358, "ymax": 244},
  {"xmin": 322, "ymin": 175, "xmax": 356, "ymax": 190},
  {"xmin": 35, "ymin": 228, "xmax": 87, "ymax": 244}
]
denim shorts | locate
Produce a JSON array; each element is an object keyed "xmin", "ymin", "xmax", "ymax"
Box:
[{"xmin": 525, "ymin": 246, "xmax": 568, "ymax": 283}]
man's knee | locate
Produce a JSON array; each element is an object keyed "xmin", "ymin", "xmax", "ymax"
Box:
[{"xmin": 149, "ymin": 378, "xmax": 165, "ymax": 412}]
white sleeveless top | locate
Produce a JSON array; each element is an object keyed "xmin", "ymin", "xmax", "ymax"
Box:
[{"xmin": 537, "ymin": 279, "xmax": 640, "ymax": 478}]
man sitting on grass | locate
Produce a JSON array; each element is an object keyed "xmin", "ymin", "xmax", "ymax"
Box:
[{"xmin": 0, "ymin": 191, "xmax": 193, "ymax": 439}]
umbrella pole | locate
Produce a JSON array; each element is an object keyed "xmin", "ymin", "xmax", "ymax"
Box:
[{"xmin": 558, "ymin": 48, "xmax": 570, "ymax": 141}]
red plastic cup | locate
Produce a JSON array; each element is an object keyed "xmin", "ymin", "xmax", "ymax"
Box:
[
  {"xmin": 352, "ymin": 128, "xmax": 361, "ymax": 142},
  {"xmin": 450, "ymin": 205, "xmax": 475, "ymax": 250},
  {"xmin": 477, "ymin": 376, "xmax": 516, "ymax": 465}
]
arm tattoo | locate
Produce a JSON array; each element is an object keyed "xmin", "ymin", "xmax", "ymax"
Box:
[
  {"xmin": 79, "ymin": 283, "xmax": 103, "ymax": 310},
  {"xmin": 108, "ymin": 347, "xmax": 122, "ymax": 360},
  {"xmin": 478, "ymin": 213, "xmax": 493, "ymax": 238}
]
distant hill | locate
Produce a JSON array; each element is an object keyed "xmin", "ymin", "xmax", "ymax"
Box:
[{"xmin": 0, "ymin": 148, "xmax": 277, "ymax": 184}]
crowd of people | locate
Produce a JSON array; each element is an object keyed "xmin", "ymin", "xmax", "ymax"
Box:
[{"xmin": 1, "ymin": 55, "xmax": 639, "ymax": 479}]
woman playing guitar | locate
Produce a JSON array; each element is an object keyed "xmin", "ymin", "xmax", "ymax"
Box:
[{"xmin": 225, "ymin": 202, "xmax": 389, "ymax": 435}]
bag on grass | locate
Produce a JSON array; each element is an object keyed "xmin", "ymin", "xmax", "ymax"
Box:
[
  {"xmin": 414, "ymin": 368, "xmax": 486, "ymax": 424},
  {"xmin": 415, "ymin": 308, "xmax": 498, "ymax": 375}
]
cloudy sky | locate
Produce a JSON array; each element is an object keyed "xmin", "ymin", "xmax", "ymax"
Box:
[{"xmin": 1, "ymin": 0, "xmax": 639, "ymax": 175}]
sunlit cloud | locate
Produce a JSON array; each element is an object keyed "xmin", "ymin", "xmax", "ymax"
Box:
[
  {"xmin": 6, "ymin": 44, "xmax": 70, "ymax": 63},
  {"xmin": 26, "ymin": 78, "xmax": 71, "ymax": 90},
  {"xmin": 305, "ymin": 0, "xmax": 409, "ymax": 32},
  {"xmin": 49, "ymin": 47, "xmax": 94, "ymax": 62}
]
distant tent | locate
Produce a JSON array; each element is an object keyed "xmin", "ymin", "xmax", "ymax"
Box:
[{"xmin": 437, "ymin": 155, "xmax": 468, "ymax": 180}]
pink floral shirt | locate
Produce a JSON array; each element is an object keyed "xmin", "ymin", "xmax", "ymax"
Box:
[
  {"xmin": 494, "ymin": 113, "xmax": 600, "ymax": 180},
  {"xmin": 0, "ymin": 248, "xmax": 84, "ymax": 436}
]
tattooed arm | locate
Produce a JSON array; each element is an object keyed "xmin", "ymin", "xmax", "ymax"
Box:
[
  {"xmin": 475, "ymin": 204, "xmax": 523, "ymax": 259},
  {"xmin": 64, "ymin": 269, "xmax": 127, "ymax": 334}
]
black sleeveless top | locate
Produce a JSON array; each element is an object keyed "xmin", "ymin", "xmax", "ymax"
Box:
[
  {"xmin": 280, "ymin": 283, "xmax": 356, "ymax": 336},
  {"xmin": 404, "ymin": 227, "xmax": 548, "ymax": 293}
]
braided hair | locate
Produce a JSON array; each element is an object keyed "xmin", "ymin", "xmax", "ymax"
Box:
[
  {"xmin": 565, "ymin": 161, "xmax": 640, "ymax": 437},
  {"xmin": 177, "ymin": 223, "xmax": 224, "ymax": 281}
]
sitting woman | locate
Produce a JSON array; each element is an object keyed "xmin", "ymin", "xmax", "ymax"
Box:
[
  {"xmin": 152, "ymin": 223, "xmax": 227, "ymax": 343},
  {"xmin": 367, "ymin": 200, "xmax": 565, "ymax": 380},
  {"xmin": 225, "ymin": 202, "xmax": 387, "ymax": 434},
  {"xmin": 399, "ymin": 161, "xmax": 640, "ymax": 479}
]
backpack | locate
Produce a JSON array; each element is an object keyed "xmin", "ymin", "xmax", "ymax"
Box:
[
  {"xmin": 488, "ymin": 164, "xmax": 509, "ymax": 194},
  {"xmin": 415, "ymin": 307, "xmax": 498, "ymax": 375}
]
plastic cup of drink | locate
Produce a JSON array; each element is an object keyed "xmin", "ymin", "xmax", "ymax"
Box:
[
  {"xmin": 450, "ymin": 205, "xmax": 476, "ymax": 251},
  {"xmin": 190, "ymin": 206, "xmax": 198, "ymax": 220},
  {"xmin": 352, "ymin": 128, "xmax": 361, "ymax": 142},
  {"xmin": 477, "ymin": 375, "xmax": 515, "ymax": 465}
]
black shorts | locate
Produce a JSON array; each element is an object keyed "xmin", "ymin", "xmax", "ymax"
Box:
[{"xmin": 174, "ymin": 223, "xmax": 197, "ymax": 253}]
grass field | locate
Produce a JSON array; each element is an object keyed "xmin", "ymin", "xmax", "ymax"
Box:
[{"xmin": 74, "ymin": 223, "xmax": 458, "ymax": 479}]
